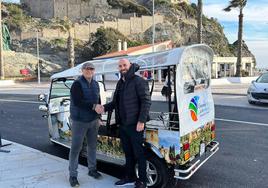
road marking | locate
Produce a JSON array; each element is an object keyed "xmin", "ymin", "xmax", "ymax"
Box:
[
  {"xmin": 0, "ymin": 99, "xmax": 42, "ymax": 104},
  {"xmin": 215, "ymin": 118, "xmax": 268, "ymax": 127}
]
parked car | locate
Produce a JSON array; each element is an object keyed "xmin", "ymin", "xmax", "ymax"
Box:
[{"xmin": 247, "ymin": 72, "xmax": 268, "ymax": 104}]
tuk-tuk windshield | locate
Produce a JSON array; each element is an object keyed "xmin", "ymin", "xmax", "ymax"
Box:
[{"xmin": 50, "ymin": 79, "xmax": 74, "ymax": 99}]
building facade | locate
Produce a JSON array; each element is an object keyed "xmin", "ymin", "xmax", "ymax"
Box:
[
  {"xmin": 212, "ymin": 56, "xmax": 255, "ymax": 78},
  {"xmin": 20, "ymin": 0, "xmax": 121, "ymax": 20}
]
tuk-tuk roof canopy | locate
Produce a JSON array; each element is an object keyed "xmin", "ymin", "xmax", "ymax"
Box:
[{"xmin": 51, "ymin": 44, "xmax": 213, "ymax": 80}]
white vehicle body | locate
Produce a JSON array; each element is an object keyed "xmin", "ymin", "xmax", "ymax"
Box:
[
  {"xmin": 39, "ymin": 44, "xmax": 219, "ymax": 187},
  {"xmin": 247, "ymin": 72, "xmax": 268, "ymax": 104}
]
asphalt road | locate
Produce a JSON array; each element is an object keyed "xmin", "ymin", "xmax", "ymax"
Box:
[{"xmin": 0, "ymin": 94, "xmax": 268, "ymax": 188}]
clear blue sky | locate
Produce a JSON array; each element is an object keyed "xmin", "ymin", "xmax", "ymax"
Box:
[{"xmin": 3, "ymin": 0, "xmax": 268, "ymax": 68}]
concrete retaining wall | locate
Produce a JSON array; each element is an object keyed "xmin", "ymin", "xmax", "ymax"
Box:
[
  {"xmin": 14, "ymin": 15, "xmax": 164, "ymax": 41},
  {"xmin": 211, "ymin": 77, "xmax": 258, "ymax": 85}
]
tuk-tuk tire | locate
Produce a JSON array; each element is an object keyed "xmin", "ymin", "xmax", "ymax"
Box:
[{"xmin": 145, "ymin": 155, "xmax": 169, "ymax": 188}]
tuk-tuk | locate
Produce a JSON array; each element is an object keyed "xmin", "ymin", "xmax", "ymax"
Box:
[{"xmin": 38, "ymin": 44, "xmax": 219, "ymax": 187}]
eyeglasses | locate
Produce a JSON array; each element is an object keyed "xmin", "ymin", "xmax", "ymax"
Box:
[{"xmin": 83, "ymin": 67, "xmax": 95, "ymax": 70}]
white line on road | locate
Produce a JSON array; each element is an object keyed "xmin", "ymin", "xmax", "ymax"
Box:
[
  {"xmin": 215, "ymin": 118, "xmax": 268, "ymax": 127},
  {"xmin": 0, "ymin": 99, "xmax": 42, "ymax": 104}
]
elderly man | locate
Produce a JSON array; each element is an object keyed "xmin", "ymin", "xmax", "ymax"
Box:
[
  {"xmin": 99, "ymin": 59, "xmax": 151, "ymax": 188},
  {"xmin": 69, "ymin": 62, "xmax": 102, "ymax": 187}
]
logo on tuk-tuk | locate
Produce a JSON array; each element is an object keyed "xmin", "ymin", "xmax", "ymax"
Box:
[{"xmin": 189, "ymin": 96, "xmax": 200, "ymax": 122}]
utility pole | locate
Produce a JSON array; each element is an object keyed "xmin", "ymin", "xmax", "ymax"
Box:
[
  {"xmin": 152, "ymin": 0, "xmax": 161, "ymax": 82},
  {"xmin": 36, "ymin": 30, "xmax": 40, "ymax": 84},
  {"xmin": 0, "ymin": 0, "xmax": 4, "ymax": 80}
]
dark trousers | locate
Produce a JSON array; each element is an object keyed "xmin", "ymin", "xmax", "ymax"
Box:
[
  {"xmin": 69, "ymin": 119, "xmax": 99, "ymax": 177},
  {"xmin": 120, "ymin": 125, "xmax": 147, "ymax": 184}
]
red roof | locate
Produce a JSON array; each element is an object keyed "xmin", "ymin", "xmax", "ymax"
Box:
[{"xmin": 94, "ymin": 41, "xmax": 173, "ymax": 59}]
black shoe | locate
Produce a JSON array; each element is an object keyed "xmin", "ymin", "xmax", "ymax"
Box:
[
  {"xmin": 88, "ymin": 169, "xmax": 102, "ymax": 179},
  {"xmin": 115, "ymin": 177, "xmax": 136, "ymax": 186},
  {"xmin": 135, "ymin": 181, "xmax": 147, "ymax": 188},
  {"xmin": 69, "ymin": 176, "xmax": 80, "ymax": 187}
]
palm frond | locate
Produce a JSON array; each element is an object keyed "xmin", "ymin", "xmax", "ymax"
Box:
[{"xmin": 223, "ymin": 0, "xmax": 247, "ymax": 11}]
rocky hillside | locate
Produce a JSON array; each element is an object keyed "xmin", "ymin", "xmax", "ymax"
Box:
[
  {"xmin": 3, "ymin": 51, "xmax": 62, "ymax": 78},
  {"xmin": 1, "ymin": 1, "xmax": 255, "ymax": 78},
  {"xmin": 109, "ymin": 0, "xmax": 254, "ymax": 57}
]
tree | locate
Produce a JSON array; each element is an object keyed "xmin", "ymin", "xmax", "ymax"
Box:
[
  {"xmin": 224, "ymin": 0, "xmax": 247, "ymax": 77},
  {"xmin": 0, "ymin": 0, "xmax": 4, "ymax": 79},
  {"xmin": 197, "ymin": 0, "xmax": 203, "ymax": 43},
  {"xmin": 51, "ymin": 17, "xmax": 75, "ymax": 68},
  {"xmin": 63, "ymin": 18, "xmax": 75, "ymax": 68},
  {"xmin": 82, "ymin": 27, "xmax": 145, "ymax": 60}
]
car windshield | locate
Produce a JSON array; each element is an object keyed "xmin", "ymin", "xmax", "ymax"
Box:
[
  {"xmin": 50, "ymin": 79, "xmax": 74, "ymax": 99},
  {"xmin": 256, "ymin": 73, "xmax": 268, "ymax": 83}
]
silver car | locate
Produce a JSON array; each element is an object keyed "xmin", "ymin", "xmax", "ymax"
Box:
[{"xmin": 247, "ymin": 72, "xmax": 268, "ymax": 104}]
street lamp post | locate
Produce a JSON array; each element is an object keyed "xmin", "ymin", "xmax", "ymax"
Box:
[
  {"xmin": 152, "ymin": 0, "xmax": 155, "ymax": 53},
  {"xmin": 0, "ymin": 0, "xmax": 4, "ymax": 80},
  {"xmin": 152, "ymin": 0, "xmax": 162, "ymax": 82},
  {"xmin": 36, "ymin": 30, "xmax": 40, "ymax": 84}
]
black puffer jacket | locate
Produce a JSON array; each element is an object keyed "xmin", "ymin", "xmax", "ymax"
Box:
[{"xmin": 104, "ymin": 63, "xmax": 151, "ymax": 126}]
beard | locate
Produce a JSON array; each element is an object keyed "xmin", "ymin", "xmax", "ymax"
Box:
[{"xmin": 120, "ymin": 71, "xmax": 127, "ymax": 77}]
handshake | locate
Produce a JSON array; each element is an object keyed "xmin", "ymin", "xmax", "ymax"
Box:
[{"xmin": 94, "ymin": 104, "xmax": 105, "ymax": 114}]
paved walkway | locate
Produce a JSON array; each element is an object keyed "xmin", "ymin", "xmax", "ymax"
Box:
[{"xmin": 0, "ymin": 140, "xmax": 119, "ymax": 188}]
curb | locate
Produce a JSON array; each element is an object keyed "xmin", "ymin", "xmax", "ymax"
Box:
[
  {"xmin": 0, "ymin": 80, "xmax": 15, "ymax": 86},
  {"xmin": 215, "ymin": 103, "xmax": 268, "ymax": 110},
  {"xmin": 212, "ymin": 93, "xmax": 247, "ymax": 96}
]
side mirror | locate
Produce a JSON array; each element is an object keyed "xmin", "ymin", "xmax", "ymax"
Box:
[
  {"xmin": 251, "ymin": 80, "xmax": 256, "ymax": 84},
  {"xmin": 38, "ymin": 94, "xmax": 46, "ymax": 102},
  {"xmin": 39, "ymin": 105, "xmax": 48, "ymax": 112}
]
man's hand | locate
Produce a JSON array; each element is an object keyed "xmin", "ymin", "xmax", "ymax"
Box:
[
  {"xmin": 99, "ymin": 119, "xmax": 105, "ymax": 126},
  {"xmin": 136, "ymin": 122, "xmax": 145, "ymax": 132},
  {"xmin": 95, "ymin": 104, "xmax": 104, "ymax": 114}
]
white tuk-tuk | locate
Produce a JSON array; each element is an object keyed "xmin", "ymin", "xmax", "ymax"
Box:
[{"xmin": 38, "ymin": 44, "xmax": 219, "ymax": 187}]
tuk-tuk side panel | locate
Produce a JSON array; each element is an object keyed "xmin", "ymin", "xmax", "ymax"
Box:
[
  {"xmin": 179, "ymin": 120, "xmax": 216, "ymax": 165},
  {"xmin": 96, "ymin": 135, "xmax": 125, "ymax": 159},
  {"xmin": 145, "ymin": 129, "xmax": 181, "ymax": 165},
  {"xmin": 176, "ymin": 46, "xmax": 215, "ymax": 137},
  {"xmin": 176, "ymin": 46, "xmax": 216, "ymax": 165}
]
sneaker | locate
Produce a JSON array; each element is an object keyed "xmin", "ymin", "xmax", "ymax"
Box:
[
  {"xmin": 88, "ymin": 169, "xmax": 102, "ymax": 179},
  {"xmin": 135, "ymin": 181, "xmax": 147, "ymax": 188},
  {"xmin": 69, "ymin": 176, "xmax": 80, "ymax": 187},
  {"xmin": 115, "ymin": 177, "xmax": 136, "ymax": 186}
]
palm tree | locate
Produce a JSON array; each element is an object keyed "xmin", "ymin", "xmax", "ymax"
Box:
[
  {"xmin": 63, "ymin": 18, "xmax": 75, "ymax": 68},
  {"xmin": 52, "ymin": 17, "xmax": 75, "ymax": 68},
  {"xmin": 0, "ymin": 0, "xmax": 5, "ymax": 79},
  {"xmin": 224, "ymin": 0, "xmax": 247, "ymax": 77},
  {"xmin": 197, "ymin": 0, "xmax": 203, "ymax": 43}
]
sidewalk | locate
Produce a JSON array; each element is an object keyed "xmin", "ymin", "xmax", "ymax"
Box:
[
  {"xmin": 0, "ymin": 140, "xmax": 119, "ymax": 188},
  {"xmin": 0, "ymin": 81, "xmax": 50, "ymax": 95}
]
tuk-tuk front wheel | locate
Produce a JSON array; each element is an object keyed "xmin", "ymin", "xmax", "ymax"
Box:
[{"xmin": 136, "ymin": 155, "xmax": 168, "ymax": 188}]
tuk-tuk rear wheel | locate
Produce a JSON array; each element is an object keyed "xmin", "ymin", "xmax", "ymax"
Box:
[{"xmin": 135, "ymin": 155, "xmax": 168, "ymax": 188}]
